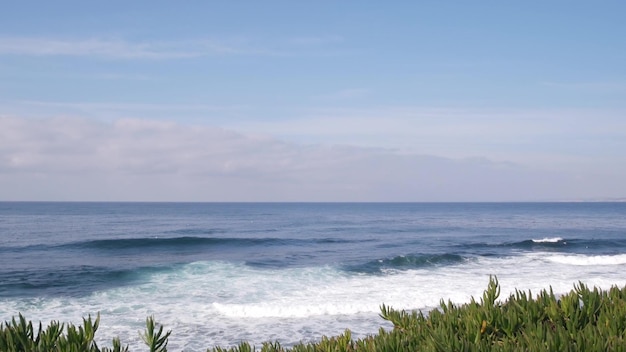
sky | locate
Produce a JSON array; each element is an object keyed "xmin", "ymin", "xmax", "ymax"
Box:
[{"xmin": 1, "ymin": 1, "xmax": 625, "ymax": 201}]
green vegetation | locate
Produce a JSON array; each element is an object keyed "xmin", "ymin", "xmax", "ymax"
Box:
[
  {"xmin": 0, "ymin": 315, "xmax": 167, "ymax": 352},
  {"xmin": 3, "ymin": 276, "xmax": 626, "ymax": 351}
]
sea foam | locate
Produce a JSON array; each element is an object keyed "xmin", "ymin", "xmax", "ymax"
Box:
[
  {"xmin": 546, "ymin": 253, "xmax": 626, "ymax": 266},
  {"xmin": 3, "ymin": 254, "xmax": 626, "ymax": 350}
]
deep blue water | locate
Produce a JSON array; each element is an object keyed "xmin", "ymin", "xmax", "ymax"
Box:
[{"xmin": 1, "ymin": 202, "xmax": 625, "ymax": 349}]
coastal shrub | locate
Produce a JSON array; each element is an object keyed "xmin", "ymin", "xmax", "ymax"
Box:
[
  {"xmin": 374, "ymin": 276, "xmax": 626, "ymax": 352},
  {"xmin": 141, "ymin": 316, "xmax": 171, "ymax": 352},
  {"xmin": 0, "ymin": 313, "xmax": 127, "ymax": 352},
  {"xmin": 3, "ymin": 277, "xmax": 626, "ymax": 351}
]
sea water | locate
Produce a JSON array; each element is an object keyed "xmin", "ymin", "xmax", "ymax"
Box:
[{"xmin": 1, "ymin": 202, "xmax": 625, "ymax": 350}]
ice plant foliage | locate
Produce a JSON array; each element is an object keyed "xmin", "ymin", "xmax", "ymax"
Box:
[{"xmin": 0, "ymin": 314, "xmax": 127, "ymax": 352}]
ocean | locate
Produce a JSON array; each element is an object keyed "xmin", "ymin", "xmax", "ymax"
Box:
[{"xmin": 1, "ymin": 202, "xmax": 625, "ymax": 350}]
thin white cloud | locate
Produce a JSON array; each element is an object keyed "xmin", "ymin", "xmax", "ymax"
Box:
[
  {"xmin": 288, "ymin": 35, "xmax": 344, "ymax": 46},
  {"xmin": 0, "ymin": 116, "xmax": 622, "ymax": 201},
  {"xmin": 5, "ymin": 101, "xmax": 248, "ymax": 123},
  {"xmin": 541, "ymin": 81, "xmax": 626, "ymax": 92},
  {"xmin": 6, "ymin": 101, "xmax": 625, "ymax": 167},
  {"xmin": 68, "ymin": 72, "xmax": 156, "ymax": 81},
  {"xmin": 6, "ymin": 101, "xmax": 626, "ymax": 166},
  {"xmin": 0, "ymin": 35, "xmax": 346, "ymax": 59},
  {"xmin": 312, "ymin": 88, "xmax": 370, "ymax": 101},
  {"xmin": 19, "ymin": 100, "xmax": 245, "ymax": 112},
  {"xmin": 0, "ymin": 37, "xmax": 201, "ymax": 59},
  {"xmin": 223, "ymin": 106, "xmax": 626, "ymax": 164},
  {"xmin": 0, "ymin": 36, "xmax": 288, "ymax": 59}
]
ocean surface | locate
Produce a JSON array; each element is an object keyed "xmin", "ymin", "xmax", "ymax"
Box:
[{"xmin": 1, "ymin": 202, "xmax": 625, "ymax": 350}]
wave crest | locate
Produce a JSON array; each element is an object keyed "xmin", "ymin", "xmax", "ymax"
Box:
[
  {"xmin": 346, "ymin": 253, "xmax": 467, "ymax": 273},
  {"xmin": 532, "ymin": 237, "xmax": 564, "ymax": 243},
  {"xmin": 69, "ymin": 236, "xmax": 282, "ymax": 251},
  {"xmin": 546, "ymin": 254, "xmax": 626, "ymax": 266}
]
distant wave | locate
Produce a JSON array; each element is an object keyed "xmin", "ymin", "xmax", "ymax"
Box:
[
  {"xmin": 458, "ymin": 237, "xmax": 626, "ymax": 253},
  {"xmin": 455, "ymin": 238, "xmax": 569, "ymax": 252},
  {"xmin": 0, "ymin": 265, "xmax": 169, "ymax": 297},
  {"xmin": 347, "ymin": 253, "xmax": 467, "ymax": 273},
  {"xmin": 58, "ymin": 236, "xmax": 366, "ymax": 252},
  {"xmin": 0, "ymin": 237, "xmax": 248, "ymax": 252},
  {"xmin": 512, "ymin": 238, "xmax": 626, "ymax": 254},
  {"xmin": 531, "ymin": 237, "xmax": 564, "ymax": 243},
  {"xmin": 0, "ymin": 243, "xmax": 52, "ymax": 253},
  {"xmin": 164, "ymin": 228, "xmax": 228, "ymax": 235},
  {"xmin": 0, "ymin": 235, "xmax": 370, "ymax": 254},
  {"xmin": 546, "ymin": 254, "xmax": 626, "ymax": 266},
  {"xmin": 509, "ymin": 238, "xmax": 568, "ymax": 248},
  {"xmin": 66, "ymin": 236, "xmax": 296, "ymax": 251},
  {"xmin": 442, "ymin": 238, "xmax": 626, "ymax": 264}
]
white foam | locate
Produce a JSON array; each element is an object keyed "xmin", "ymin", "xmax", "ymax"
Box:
[
  {"xmin": 2, "ymin": 256, "xmax": 626, "ymax": 350},
  {"xmin": 212, "ymin": 301, "xmax": 375, "ymax": 318},
  {"xmin": 546, "ymin": 253, "xmax": 626, "ymax": 266},
  {"xmin": 532, "ymin": 237, "xmax": 563, "ymax": 243}
]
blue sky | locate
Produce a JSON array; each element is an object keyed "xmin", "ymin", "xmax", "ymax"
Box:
[{"xmin": 1, "ymin": 1, "xmax": 625, "ymax": 201}]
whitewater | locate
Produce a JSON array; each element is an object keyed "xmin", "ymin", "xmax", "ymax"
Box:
[{"xmin": 1, "ymin": 202, "xmax": 625, "ymax": 351}]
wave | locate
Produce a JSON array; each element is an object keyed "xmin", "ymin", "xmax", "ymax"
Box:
[
  {"xmin": 448, "ymin": 238, "xmax": 566, "ymax": 256},
  {"xmin": 531, "ymin": 237, "xmax": 564, "ymax": 243},
  {"xmin": 458, "ymin": 237, "xmax": 626, "ymax": 254},
  {"xmin": 515, "ymin": 238, "xmax": 626, "ymax": 254},
  {"xmin": 164, "ymin": 228, "xmax": 228, "ymax": 235},
  {"xmin": 510, "ymin": 238, "xmax": 569, "ymax": 249},
  {"xmin": 456, "ymin": 238, "xmax": 565, "ymax": 251},
  {"xmin": 0, "ymin": 265, "xmax": 170, "ymax": 297},
  {"xmin": 0, "ymin": 235, "xmax": 373, "ymax": 254},
  {"xmin": 506, "ymin": 238, "xmax": 568, "ymax": 248},
  {"xmin": 69, "ymin": 236, "xmax": 286, "ymax": 251},
  {"xmin": 346, "ymin": 253, "xmax": 468, "ymax": 274},
  {"xmin": 0, "ymin": 237, "xmax": 241, "ymax": 253},
  {"xmin": 55, "ymin": 236, "xmax": 366, "ymax": 252},
  {"xmin": 546, "ymin": 254, "xmax": 626, "ymax": 266}
]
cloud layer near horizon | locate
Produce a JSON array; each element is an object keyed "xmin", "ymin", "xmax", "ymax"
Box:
[{"xmin": 0, "ymin": 116, "xmax": 616, "ymax": 202}]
